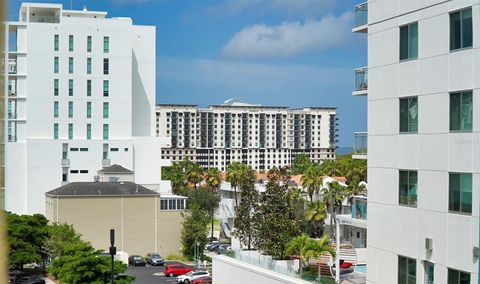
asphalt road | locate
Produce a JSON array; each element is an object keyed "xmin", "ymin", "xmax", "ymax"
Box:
[{"xmin": 126, "ymin": 261, "xmax": 196, "ymax": 284}]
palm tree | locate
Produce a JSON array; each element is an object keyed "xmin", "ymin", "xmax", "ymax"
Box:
[
  {"xmin": 286, "ymin": 234, "xmax": 336, "ymax": 276},
  {"xmin": 185, "ymin": 163, "xmax": 203, "ymax": 190},
  {"xmin": 305, "ymin": 201, "xmax": 327, "ymax": 238},
  {"xmin": 301, "ymin": 165, "xmax": 323, "ymax": 202},
  {"xmin": 226, "ymin": 162, "xmax": 245, "ymax": 207},
  {"xmin": 321, "ymin": 181, "xmax": 346, "ymax": 239},
  {"xmin": 205, "ymin": 168, "xmax": 221, "ymax": 240},
  {"xmin": 345, "ymin": 177, "xmax": 366, "ymax": 206},
  {"xmin": 170, "ymin": 163, "xmax": 187, "ymax": 195}
]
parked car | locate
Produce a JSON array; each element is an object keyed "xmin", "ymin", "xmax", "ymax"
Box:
[
  {"xmin": 128, "ymin": 255, "xmax": 146, "ymax": 266},
  {"xmin": 15, "ymin": 276, "xmax": 46, "ymax": 284},
  {"xmin": 204, "ymin": 240, "xmax": 219, "ymax": 250},
  {"xmin": 215, "ymin": 243, "xmax": 231, "ymax": 254},
  {"xmin": 176, "ymin": 270, "xmax": 210, "ymax": 283},
  {"xmin": 206, "ymin": 241, "xmax": 220, "ymax": 251},
  {"xmin": 9, "ymin": 270, "xmax": 28, "ymax": 283},
  {"xmin": 146, "ymin": 253, "xmax": 164, "ymax": 266},
  {"xmin": 164, "ymin": 264, "xmax": 193, "ymax": 277},
  {"xmin": 192, "ymin": 276, "xmax": 212, "ymax": 284}
]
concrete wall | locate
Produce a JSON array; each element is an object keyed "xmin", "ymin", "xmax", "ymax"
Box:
[{"xmin": 212, "ymin": 255, "xmax": 310, "ymax": 284}]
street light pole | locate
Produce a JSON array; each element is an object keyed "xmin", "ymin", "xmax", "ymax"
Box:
[{"xmin": 109, "ymin": 229, "xmax": 116, "ymax": 284}]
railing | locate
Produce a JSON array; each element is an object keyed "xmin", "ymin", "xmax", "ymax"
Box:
[
  {"xmin": 354, "ymin": 2, "xmax": 368, "ymax": 28},
  {"xmin": 354, "ymin": 132, "xmax": 367, "ymax": 155},
  {"xmin": 351, "ymin": 196, "xmax": 367, "ymax": 220},
  {"xmin": 8, "ymin": 59, "xmax": 17, "ymax": 74},
  {"xmin": 29, "ymin": 15, "xmax": 59, "ymax": 23},
  {"xmin": 354, "ymin": 67, "xmax": 368, "ymax": 92}
]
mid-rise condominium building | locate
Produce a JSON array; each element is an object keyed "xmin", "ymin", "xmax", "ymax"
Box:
[
  {"xmin": 3, "ymin": 3, "xmax": 168, "ymax": 214},
  {"xmin": 156, "ymin": 100, "xmax": 338, "ymax": 171},
  {"xmin": 353, "ymin": 0, "xmax": 479, "ymax": 283}
]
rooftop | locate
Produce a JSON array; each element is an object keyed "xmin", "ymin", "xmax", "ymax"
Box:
[
  {"xmin": 98, "ymin": 164, "xmax": 134, "ymax": 174},
  {"xmin": 46, "ymin": 182, "xmax": 157, "ymax": 197}
]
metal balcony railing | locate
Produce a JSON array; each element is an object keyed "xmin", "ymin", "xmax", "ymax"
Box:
[
  {"xmin": 355, "ymin": 2, "xmax": 368, "ymax": 28},
  {"xmin": 355, "ymin": 67, "xmax": 368, "ymax": 92},
  {"xmin": 351, "ymin": 196, "xmax": 367, "ymax": 220},
  {"xmin": 354, "ymin": 132, "xmax": 367, "ymax": 155}
]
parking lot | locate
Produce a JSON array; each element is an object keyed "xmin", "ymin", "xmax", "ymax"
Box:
[{"xmin": 126, "ymin": 261, "xmax": 197, "ymax": 284}]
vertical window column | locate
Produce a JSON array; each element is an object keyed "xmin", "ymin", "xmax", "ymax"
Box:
[
  {"xmin": 87, "ymin": 80, "xmax": 92, "ymax": 97},
  {"xmin": 87, "ymin": 36, "xmax": 92, "ymax": 52},
  {"xmin": 103, "ymin": 36, "xmax": 109, "ymax": 53},
  {"xmin": 87, "ymin": 102, "xmax": 92, "ymax": 118},
  {"xmin": 68, "ymin": 79, "xmax": 74, "ymax": 96},
  {"xmin": 54, "ymin": 123, "xmax": 59, "ymax": 140},
  {"xmin": 103, "ymin": 124, "xmax": 109, "ymax": 140},
  {"xmin": 87, "ymin": 58, "xmax": 92, "ymax": 74},
  {"xmin": 69, "ymin": 35, "xmax": 74, "ymax": 52},
  {"xmin": 87, "ymin": 124, "xmax": 92, "ymax": 140},
  {"xmin": 54, "ymin": 57, "xmax": 59, "ymax": 73},
  {"xmin": 54, "ymin": 34, "xmax": 59, "ymax": 51},
  {"xmin": 54, "ymin": 79, "xmax": 59, "ymax": 96},
  {"xmin": 103, "ymin": 80, "xmax": 109, "ymax": 97},
  {"xmin": 69, "ymin": 57, "xmax": 74, "ymax": 74},
  {"xmin": 103, "ymin": 102, "xmax": 109, "ymax": 119},
  {"xmin": 68, "ymin": 102, "xmax": 73, "ymax": 118},
  {"xmin": 53, "ymin": 101, "xmax": 59, "ymax": 118},
  {"xmin": 68, "ymin": 123, "xmax": 73, "ymax": 139},
  {"xmin": 103, "ymin": 58, "xmax": 109, "ymax": 75}
]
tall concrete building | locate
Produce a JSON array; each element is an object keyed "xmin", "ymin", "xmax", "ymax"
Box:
[
  {"xmin": 353, "ymin": 0, "xmax": 479, "ymax": 283},
  {"xmin": 156, "ymin": 101, "xmax": 338, "ymax": 171},
  {"xmin": 3, "ymin": 3, "xmax": 168, "ymax": 214}
]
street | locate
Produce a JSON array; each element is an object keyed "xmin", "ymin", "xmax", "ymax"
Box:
[{"xmin": 126, "ymin": 261, "xmax": 196, "ymax": 284}]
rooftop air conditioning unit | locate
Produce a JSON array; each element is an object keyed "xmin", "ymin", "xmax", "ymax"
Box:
[{"xmin": 425, "ymin": 238, "xmax": 433, "ymax": 250}]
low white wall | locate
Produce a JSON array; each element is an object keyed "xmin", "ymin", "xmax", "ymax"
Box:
[{"xmin": 213, "ymin": 255, "xmax": 309, "ymax": 284}]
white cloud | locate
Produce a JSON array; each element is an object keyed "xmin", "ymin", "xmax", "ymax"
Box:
[{"xmin": 221, "ymin": 11, "xmax": 354, "ymax": 59}]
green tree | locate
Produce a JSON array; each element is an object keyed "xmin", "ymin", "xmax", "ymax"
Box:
[
  {"xmin": 7, "ymin": 212, "xmax": 49, "ymax": 269},
  {"xmin": 233, "ymin": 167, "xmax": 258, "ymax": 250},
  {"xmin": 301, "ymin": 165, "xmax": 323, "ymax": 202},
  {"xmin": 321, "ymin": 181, "xmax": 346, "ymax": 238},
  {"xmin": 226, "ymin": 162, "xmax": 247, "ymax": 207},
  {"xmin": 185, "ymin": 162, "xmax": 203, "ymax": 190},
  {"xmin": 305, "ymin": 201, "xmax": 327, "ymax": 238},
  {"xmin": 204, "ymin": 168, "xmax": 222, "ymax": 240},
  {"xmin": 345, "ymin": 177, "xmax": 367, "ymax": 206},
  {"xmin": 181, "ymin": 204, "xmax": 210, "ymax": 260},
  {"xmin": 49, "ymin": 240, "xmax": 132, "ymax": 284},
  {"xmin": 45, "ymin": 223, "xmax": 82, "ymax": 259},
  {"xmin": 254, "ymin": 167, "xmax": 300, "ymax": 259},
  {"xmin": 286, "ymin": 234, "xmax": 335, "ymax": 275},
  {"xmin": 291, "ymin": 154, "xmax": 312, "ymax": 175}
]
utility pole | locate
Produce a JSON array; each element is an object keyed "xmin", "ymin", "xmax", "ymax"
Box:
[{"xmin": 109, "ymin": 229, "xmax": 116, "ymax": 284}]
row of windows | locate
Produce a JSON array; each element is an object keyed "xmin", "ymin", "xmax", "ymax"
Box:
[
  {"xmin": 399, "ymin": 91, "xmax": 473, "ymax": 133},
  {"xmin": 53, "ymin": 101, "xmax": 109, "ymax": 119},
  {"xmin": 54, "ymin": 34, "xmax": 109, "ymax": 53},
  {"xmin": 53, "ymin": 79, "xmax": 109, "ymax": 97},
  {"xmin": 399, "ymin": 170, "xmax": 472, "ymax": 214},
  {"xmin": 160, "ymin": 199, "xmax": 185, "ymax": 211},
  {"xmin": 54, "ymin": 57, "xmax": 109, "ymax": 75},
  {"xmin": 69, "ymin": 169, "xmax": 89, "ymax": 174},
  {"xmin": 53, "ymin": 123, "xmax": 109, "ymax": 140},
  {"xmin": 164, "ymin": 112, "xmax": 325, "ymax": 119},
  {"xmin": 398, "ymin": 255, "xmax": 470, "ymax": 284},
  {"xmin": 399, "ymin": 7, "xmax": 472, "ymax": 62}
]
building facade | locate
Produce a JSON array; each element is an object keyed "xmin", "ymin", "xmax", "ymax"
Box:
[
  {"xmin": 354, "ymin": 1, "xmax": 479, "ymax": 283},
  {"xmin": 156, "ymin": 102, "xmax": 338, "ymax": 171},
  {"xmin": 4, "ymin": 3, "xmax": 167, "ymax": 214}
]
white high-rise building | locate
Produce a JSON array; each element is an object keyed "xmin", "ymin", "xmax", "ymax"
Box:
[
  {"xmin": 156, "ymin": 101, "xmax": 338, "ymax": 171},
  {"xmin": 3, "ymin": 3, "xmax": 168, "ymax": 214},
  {"xmin": 353, "ymin": 1, "xmax": 479, "ymax": 283}
]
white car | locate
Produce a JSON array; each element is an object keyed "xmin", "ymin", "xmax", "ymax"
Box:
[{"xmin": 176, "ymin": 270, "xmax": 210, "ymax": 284}]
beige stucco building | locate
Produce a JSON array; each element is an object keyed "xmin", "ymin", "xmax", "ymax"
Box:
[{"xmin": 45, "ymin": 181, "xmax": 186, "ymax": 257}]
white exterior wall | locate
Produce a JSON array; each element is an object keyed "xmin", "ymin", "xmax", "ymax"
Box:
[
  {"xmin": 4, "ymin": 3, "xmax": 166, "ymax": 214},
  {"xmin": 366, "ymin": 0, "xmax": 479, "ymax": 283}
]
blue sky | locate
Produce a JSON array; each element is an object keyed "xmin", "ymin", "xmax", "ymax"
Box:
[{"xmin": 8, "ymin": 0, "xmax": 367, "ymax": 147}]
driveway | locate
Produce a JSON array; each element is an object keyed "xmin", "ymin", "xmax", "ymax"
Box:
[{"xmin": 126, "ymin": 261, "xmax": 196, "ymax": 284}]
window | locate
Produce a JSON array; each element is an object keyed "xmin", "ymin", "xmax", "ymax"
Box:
[
  {"xmin": 103, "ymin": 58, "xmax": 109, "ymax": 75},
  {"xmin": 104, "ymin": 36, "xmax": 109, "ymax": 53},
  {"xmin": 87, "ymin": 80, "xmax": 92, "ymax": 97},
  {"xmin": 69, "ymin": 79, "xmax": 73, "ymax": 96},
  {"xmin": 103, "ymin": 102, "xmax": 109, "ymax": 119},
  {"xmin": 54, "ymin": 57, "xmax": 59, "ymax": 73},
  {"xmin": 70, "ymin": 148, "xmax": 79, "ymax": 152},
  {"xmin": 424, "ymin": 261, "xmax": 434, "ymax": 284},
  {"xmin": 87, "ymin": 36, "xmax": 92, "ymax": 52},
  {"xmin": 398, "ymin": 256, "xmax": 416, "ymax": 284},
  {"xmin": 399, "ymin": 97, "xmax": 418, "ymax": 133},
  {"xmin": 399, "ymin": 170, "xmax": 417, "ymax": 206},
  {"xmin": 54, "ymin": 34, "xmax": 59, "ymax": 51},
  {"xmin": 450, "ymin": 8, "xmax": 472, "ymax": 51},
  {"xmin": 87, "ymin": 124, "xmax": 91, "ymax": 140},
  {"xmin": 448, "ymin": 268, "xmax": 470, "ymax": 284},
  {"xmin": 80, "ymin": 148, "xmax": 88, "ymax": 152},
  {"xmin": 110, "ymin": 148, "xmax": 119, "ymax": 152},
  {"xmin": 79, "ymin": 170, "xmax": 88, "ymax": 174},
  {"xmin": 449, "ymin": 173, "xmax": 472, "ymax": 214},
  {"xmin": 53, "ymin": 101, "xmax": 59, "ymax": 118},
  {"xmin": 68, "ymin": 123, "xmax": 73, "ymax": 139},
  {"xmin": 68, "ymin": 102, "xmax": 73, "ymax": 118},
  {"xmin": 54, "ymin": 123, "xmax": 59, "ymax": 139},
  {"xmin": 103, "ymin": 80, "xmax": 109, "ymax": 97},
  {"xmin": 87, "ymin": 102, "xmax": 92, "ymax": 118},
  {"xmin": 54, "ymin": 79, "xmax": 59, "ymax": 96},
  {"xmin": 103, "ymin": 124, "xmax": 109, "ymax": 140},
  {"xmin": 69, "ymin": 57, "xmax": 73, "ymax": 74},
  {"xmin": 69, "ymin": 35, "xmax": 74, "ymax": 51},
  {"xmin": 87, "ymin": 58, "xmax": 92, "ymax": 74},
  {"xmin": 450, "ymin": 91, "xmax": 472, "ymax": 131},
  {"xmin": 399, "ymin": 22, "xmax": 418, "ymax": 60}
]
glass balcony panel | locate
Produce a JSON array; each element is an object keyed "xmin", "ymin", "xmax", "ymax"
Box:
[{"xmin": 355, "ymin": 2, "xmax": 368, "ymax": 28}]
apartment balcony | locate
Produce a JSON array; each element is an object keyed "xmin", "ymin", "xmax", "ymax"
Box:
[
  {"xmin": 353, "ymin": 132, "xmax": 367, "ymax": 159},
  {"xmin": 351, "ymin": 196, "xmax": 367, "ymax": 220},
  {"xmin": 8, "ymin": 59, "xmax": 17, "ymax": 74},
  {"xmin": 353, "ymin": 67, "xmax": 368, "ymax": 96},
  {"xmin": 61, "ymin": 159, "xmax": 70, "ymax": 167},
  {"xmin": 352, "ymin": 2, "xmax": 368, "ymax": 33}
]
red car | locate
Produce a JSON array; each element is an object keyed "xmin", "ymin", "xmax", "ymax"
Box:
[
  {"xmin": 192, "ymin": 276, "xmax": 212, "ymax": 284},
  {"xmin": 164, "ymin": 264, "xmax": 193, "ymax": 277}
]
